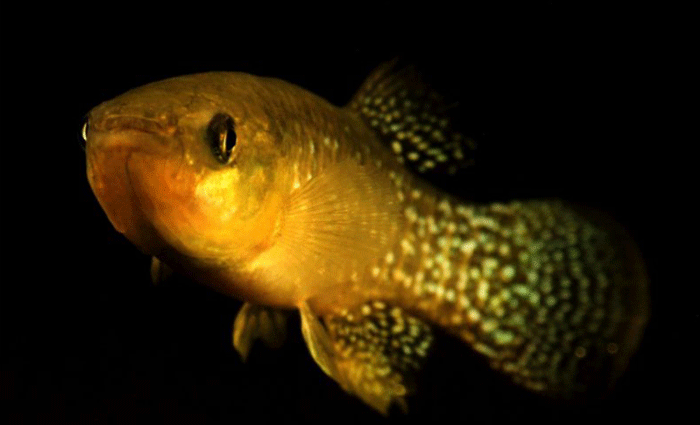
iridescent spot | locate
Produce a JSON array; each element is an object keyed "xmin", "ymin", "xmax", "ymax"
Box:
[
  {"xmin": 400, "ymin": 238, "xmax": 415, "ymax": 255},
  {"xmin": 385, "ymin": 251, "xmax": 395, "ymax": 265},
  {"xmin": 460, "ymin": 240, "xmax": 477, "ymax": 255},
  {"xmin": 458, "ymin": 294, "xmax": 470, "ymax": 309},
  {"xmin": 481, "ymin": 319, "xmax": 497, "ymax": 333},
  {"xmin": 501, "ymin": 265, "xmax": 516, "ymax": 282},
  {"xmin": 404, "ymin": 207, "xmax": 418, "ymax": 222},
  {"xmin": 493, "ymin": 329, "xmax": 515, "ymax": 345}
]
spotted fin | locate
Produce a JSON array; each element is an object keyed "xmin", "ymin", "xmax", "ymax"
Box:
[
  {"xmin": 347, "ymin": 60, "xmax": 476, "ymax": 178},
  {"xmin": 232, "ymin": 303, "xmax": 288, "ymax": 361},
  {"xmin": 299, "ymin": 301, "xmax": 432, "ymax": 414}
]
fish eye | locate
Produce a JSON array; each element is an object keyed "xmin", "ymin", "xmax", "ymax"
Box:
[{"xmin": 206, "ymin": 113, "xmax": 237, "ymax": 164}]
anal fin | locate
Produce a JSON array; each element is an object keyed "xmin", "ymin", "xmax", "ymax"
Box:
[
  {"xmin": 233, "ymin": 303, "xmax": 288, "ymax": 361},
  {"xmin": 299, "ymin": 301, "xmax": 433, "ymax": 415}
]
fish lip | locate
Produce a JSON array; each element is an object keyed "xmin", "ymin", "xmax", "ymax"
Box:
[
  {"xmin": 122, "ymin": 141, "xmax": 194, "ymax": 256},
  {"xmin": 121, "ymin": 151, "xmax": 170, "ymax": 257}
]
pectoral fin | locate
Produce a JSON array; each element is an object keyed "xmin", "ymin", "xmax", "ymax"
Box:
[
  {"xmin": 233, "ymin": 303, "xmax": 288, "ymax": 361},
  {"xmin": 150, "ymin": 256, "xmax": 173, "ymax": 285},
  {"xmin": 299, "ymin": 301, "xmax": 433, "ymax": 415}
]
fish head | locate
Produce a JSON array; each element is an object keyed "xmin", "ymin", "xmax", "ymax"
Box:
[{"xmin": 84, "ymin": 73, "xmax": 286, "ymax": 269}]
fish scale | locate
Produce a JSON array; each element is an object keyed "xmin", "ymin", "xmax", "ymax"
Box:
[{"xmin": 83, "ymin": 64, "xmax": 649, "ymax": 415}]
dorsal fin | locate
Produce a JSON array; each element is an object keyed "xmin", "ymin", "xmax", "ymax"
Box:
[{"xmin": 347, "ymin": 60, "xmax": 477, "ymax": 180}]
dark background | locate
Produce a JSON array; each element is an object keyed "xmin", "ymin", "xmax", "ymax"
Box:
[{"xmin": 1, "ymin": 4, "xmax": 692, "ymax": 424}]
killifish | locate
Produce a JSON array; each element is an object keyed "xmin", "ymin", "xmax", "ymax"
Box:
[{"xmin": 82, "ymin": 62, "xmax": 649, "ymax": 414}]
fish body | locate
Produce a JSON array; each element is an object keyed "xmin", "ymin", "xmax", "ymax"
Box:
[{"xmin": 84, "ymin": 65, "xmax": 649, "ymax": 413}]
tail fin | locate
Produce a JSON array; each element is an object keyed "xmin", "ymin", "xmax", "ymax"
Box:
[
  {"xmin": 561, "ymin": 204, "xmax": 649, "ymax": 396},
  {"xmin": 438, "ymin": 200, "xmax": 649, "ymax": 397}
]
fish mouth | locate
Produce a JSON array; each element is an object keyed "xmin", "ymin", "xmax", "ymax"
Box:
[{"xmin": 87, "ymin": 128, "xmax": 184, "ymax": 256}]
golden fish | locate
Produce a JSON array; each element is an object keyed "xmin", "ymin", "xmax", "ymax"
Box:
[{"xmin": 82, "ymin": 63, "xmax": 649, "ymax": 414}]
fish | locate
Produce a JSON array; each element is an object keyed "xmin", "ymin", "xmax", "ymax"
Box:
[{"xmin": 82, "ymin": 62, "xmax": 649, "ymax": 414}]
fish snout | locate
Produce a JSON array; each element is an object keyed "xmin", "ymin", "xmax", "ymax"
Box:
[
  {"xmin": 85, "ymin": 114, "xmax": 184, "ymax": 158},
  {"xmin": 98, "ymin": 113, "xmax": 178, "ymax": 135}
]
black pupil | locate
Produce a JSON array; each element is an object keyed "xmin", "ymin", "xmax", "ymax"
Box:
[{"xmin": 207, "ymin": 113, "xmax": 236, "ymax": 163}]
